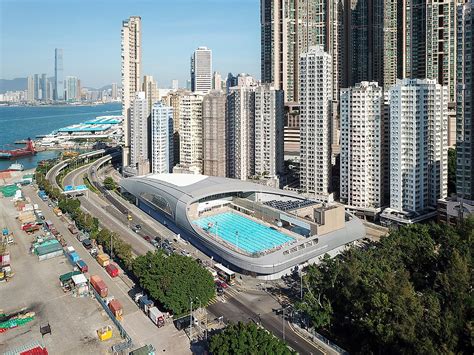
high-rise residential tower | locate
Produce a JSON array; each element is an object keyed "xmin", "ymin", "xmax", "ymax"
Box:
[
  {"xmin": 344, "ymin": 0, "xmax": 399, "ymax": 89},
  {"xmin": 254, "ymin": 85, "xmax": 284, "ymax": 179},
  {"xmin": 388, "ymin": 79, "xmax": 448, "ymax": 216},
  {"xmin": 261, "ymin": 0, "xmax": 343, "ymax": 159},
  {"xmin": 340, "ymin": 82, "xmax": 384, "ymax": 213},
  {"xmin": 212, "ymin": 71, "xmax": 223, "ymax": 91},
  {"xmin": 226, "ymin": 85, "xmax": 256, "ymax": 180},
  {"xmin": 202, "ymin": 91, "xmax": 227, "ymax": 177},
  {"xmin": 299, "ymin": 46, "xmax": 333, "ymax": 198},
  {"xmin": 151, "ymin": 102, "xmax": 174, "ymax": 174},
  {"xmin": 121, "ymin": 16, "xmax": 142, "ymax": 169},
  {"xmin": 401, "ymin": 0, "xmax": 458, "ymax": 147},
  {"xmin": 191, "ymin": 46, "xmax": 212, "ymax": 94},
  {"xmin": 111, "ymin": 83, "xmax": 118, "ymax": 100},
  {"xmin": 54, "ymin": 48, "xmax": 64, "ymax": 101},
  {"xmin": 261, "ymin": 0, "xmax": 342, "ymax": 104},
  {"xmin": 27, "ymin": 76, "xmax": 34, "ymax": 102},
  {"xmin": 178, "ymin": 93, "xmax": 204, "ymax": 173},
  {"xmin": 65, "ymin": 76, "xmax": 79, "ymax": 102},
  {"xmin": 456, "ymin": 0, "xmax": 473, "ymax": 200},
  {"xmin": 41, "ymin": 74, "xmax": 47, "ymax": 101},
  {"xmin": 142, "ymin": 75, "xmax": 159, "ymax": 112},
  {"xmin": 172, "ymin": 80, "xmax": 179, "ymax": 90},
  {"xmin": 130, "ymin": 92, "xmax": 150, "ymax": 175},
  {"xmin": 33, "ymin": 74, "xmax": 41, "ymax": 100}
]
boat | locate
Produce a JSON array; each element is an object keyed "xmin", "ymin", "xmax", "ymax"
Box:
[
  {"xmin": 0, "ymin": 138, "xmax": 36, "ymax": 160},
  {"xmin": 8, "ymin": 162, "xmax": 24, "ymax": 171}
]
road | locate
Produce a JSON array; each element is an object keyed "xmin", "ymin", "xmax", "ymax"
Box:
[
  {"xmin": 208, "ymin": 290, "xmax": 325, "ymax": 355},
  {"xmin": 49, "ymin": 155, "xmax": 331, "ymax": 354}
]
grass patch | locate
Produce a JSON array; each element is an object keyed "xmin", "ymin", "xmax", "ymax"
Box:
[{"xmin": 83, "ymin": 174, "xmax": 99, "ymax": 194}]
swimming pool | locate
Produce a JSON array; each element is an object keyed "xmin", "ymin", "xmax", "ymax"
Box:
[{"xmin": 193, "ymin": 211, "xmax": 295, "ymax": 254}]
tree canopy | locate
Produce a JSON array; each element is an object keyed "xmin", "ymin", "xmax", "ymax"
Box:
[
  {"xmin": 132, "ymin": 251, "xmax": 215, "ymax": 316},
  {"xmin": 298, "ymin": 219, "xmax": 473, "ymax": 354},
  {"xmin": 209, "ymin": 321, "xmax": 295, "ymax": 355},
  {"xmin": 104, "ymin": 177, "xmax": 117, "ymax": 190}
]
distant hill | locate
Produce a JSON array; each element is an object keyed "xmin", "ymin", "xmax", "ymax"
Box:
[
  {"xmin": 1, "ymin": 78, "xmax": 113, "ymax": 94},
  {"xmin": 83, "ymin": 85, "xmax": 113, "ymax": 91},
  {"xmin": 0, "ymin": 78, "xmax": 27, "ymax": 94}
]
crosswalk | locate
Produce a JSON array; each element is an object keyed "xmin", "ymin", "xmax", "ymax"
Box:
[{"xmin": 207, "ymin": 287, "xmax": 240, "ymax": 305}]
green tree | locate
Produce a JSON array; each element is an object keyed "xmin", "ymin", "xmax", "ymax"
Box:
[
  {"xmin": 209, "ymin": 321, "xmax": 295, "ymax": 355},
  {"xmin": 298, "ymin": 219, "xmax": 473, "ymax": 354},
  {"xmin": 448, "ymin": 148, "xmax": 456, "ymax": 195},
  {"xmin": 132, "ymin": 251, "xmax": 215, "ymax": 316},
  {"xmin": 104, "ymin": 177, "xmax": 117, "ymax": 190}
]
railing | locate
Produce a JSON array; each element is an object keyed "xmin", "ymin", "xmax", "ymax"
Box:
[
  {"xmin": 292, "ymin": 322, "xmax": 348, "ymax": 355},
  {"xmin": 91, "ymin": 287, "xmax": 132, "ymax": 352}
]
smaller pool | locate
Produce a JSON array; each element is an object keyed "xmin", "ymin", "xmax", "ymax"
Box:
[{"xmin": 194, "ymin": 211, "xmax": 294, "ymax": 254}]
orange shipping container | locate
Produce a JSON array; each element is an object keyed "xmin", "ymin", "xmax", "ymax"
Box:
[
  {"xmin": 90, "ymin": 275, "xmax": 108, "ymax": 297},
  {"xmin": 108, "ymin": 299, "xmax": 123, "ymax": 317}
]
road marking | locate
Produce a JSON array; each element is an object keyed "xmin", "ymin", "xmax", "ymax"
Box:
[{"xmin": 287, "ymin": 321, "xmax": 327, "ymax": 354}]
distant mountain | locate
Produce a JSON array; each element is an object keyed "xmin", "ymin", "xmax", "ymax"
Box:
[
  {"xmin": 1, "ymin": 78, "xmax": 114, "ymax": 94},
  {"xmin": 0, "ymin": 78, "xmax": 27, "ymax": 94},
  {"xmin": 83, "ymin": 85, "xmax": 113, "ymax": 91}
]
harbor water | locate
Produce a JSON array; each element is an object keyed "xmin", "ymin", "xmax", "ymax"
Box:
[{"xmin": 0, "ymin": 103, "xmax": 121, "ymax": 171}]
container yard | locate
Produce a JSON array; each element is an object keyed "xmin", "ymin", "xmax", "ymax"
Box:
[
  {"xmin": 1, "ymin": 182, "xmax": 192, "ymax": 354},
  {"xmin": 0, "ymin": 185, "xmax": 120, "ymax": 354}
]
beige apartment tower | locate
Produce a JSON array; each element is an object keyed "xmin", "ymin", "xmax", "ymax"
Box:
[
  {"xmin": 121, "ymin": 16, "xmax": 142, "ymax": 170},
  {"xmin": 202, "ymin": 91, "xmax": 227, "ymax": 177}
]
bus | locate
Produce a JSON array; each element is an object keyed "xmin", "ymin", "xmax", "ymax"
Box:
[{"xmin": 214, "ymin": 263, "xmax": 236, "ymax": 285}]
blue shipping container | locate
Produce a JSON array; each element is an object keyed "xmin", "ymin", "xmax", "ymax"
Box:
[{"xmin": 67, "ymin": 251, "xmax": 80, "ymax": 265}]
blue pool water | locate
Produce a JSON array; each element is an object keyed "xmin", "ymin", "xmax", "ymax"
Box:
[{"xmin": 194, "ymin": 211, "xmax": 294, "ymax": 254}]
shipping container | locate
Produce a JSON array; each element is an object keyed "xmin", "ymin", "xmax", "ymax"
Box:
[
  {"xmin": 90, "ymin": 275, "xmax": 108, "ymax": 297},
  {"xmin": 96, "ymin": 253, "xmax": 110, "ymax": 267},
  {"xmin": 148, "ymin": 307, "xmax": 165, "ymax": 327},
  {"xmin": 108, "ymin": 299, "xmax": 123, "ymax": 317},
  {"xmin": 105, "ymin": 263, "xmax": 119, "ymax": 278},
  {"xmin": 139, "ymin": 295, "xmax": 154, "ymax": 314},
  {"xmin": 67, "ymin": 251, "xmax": 80, "ymax": 265},
  {"xmin": 59, "ymin": 270, "xmax": 82, "ymax": 286}
]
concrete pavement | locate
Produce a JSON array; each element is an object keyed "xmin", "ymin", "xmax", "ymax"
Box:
[{"xmin": 24, "ymin": 185, "xmax": 191, "ymax": 353}]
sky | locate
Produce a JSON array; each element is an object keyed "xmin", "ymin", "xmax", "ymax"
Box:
[{"xmin": 0, "ymin": 0, "xmax": 260, "ymax": 88}]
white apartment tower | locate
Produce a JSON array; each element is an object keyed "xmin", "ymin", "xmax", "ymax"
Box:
[
  {"xmin": 299, "ymin": 46, "xmax": 332, "ymax": 198},
  {"xmin": 179, "ymin": 93, "xmax": 205, "ymax": 173},
  {"xmin": 389, "ymin": 79, "xmax": 448, "ymax": 214},
  {"xmin": 191, "ymin": 47, "xmax": 212, "ymax": 94},
  {"xmin": 340, "ymin": 82, "xmax": 383, "ymax": 210},
  {"xmin": 130, "ymin": 92, "xmax": 150, "ymax": 175},
  {"xmin": 151, "ymin": 102, "xmax": 174, "ymax": 174},
  {"xmin": 226, "ymin": 86, "xmax": 256, "ymax": 180},
  {"xmin": 254, "ymin": 85, "xmax": 284, "ymax": 178},
  {"xmin": 121, "ymin": 16, "xmax": 142, "ymax": 169}
]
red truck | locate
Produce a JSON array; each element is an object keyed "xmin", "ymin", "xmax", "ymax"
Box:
[
  {"xmin": 90, "ymin": 275, "xmax": 108, "ymax": 297},
  {"xmin": 105, "ymin": 264, "xmax": 119, "ymax": 278},
  {"xmin": 22, "ymin": 223, "xmax": 40, "ymax": 233}
]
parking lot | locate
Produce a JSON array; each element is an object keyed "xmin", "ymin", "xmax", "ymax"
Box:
[{"xmin": 0, "ymin": 193, "xmax": 120, "ymax": 354}]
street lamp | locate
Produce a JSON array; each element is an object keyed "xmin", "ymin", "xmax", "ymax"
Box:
[{"xmin": 189, "ymin": 298, "xmax": 193, "ymax": 341}]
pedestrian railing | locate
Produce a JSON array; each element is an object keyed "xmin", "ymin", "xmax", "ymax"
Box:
[{"xmin": 91, "ymin": 287, "xmax": 132, "ymax": 352}]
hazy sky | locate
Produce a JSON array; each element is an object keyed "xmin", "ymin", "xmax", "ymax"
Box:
[{"xmin": 0, "ymin": 0, "xmax": 260, "ymax": 88}]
